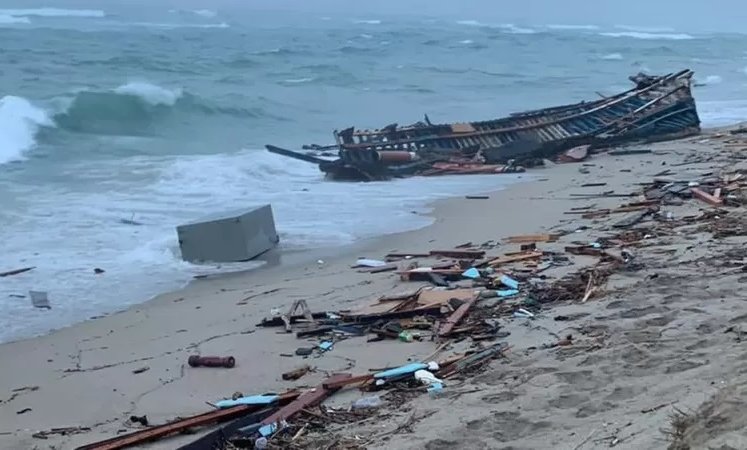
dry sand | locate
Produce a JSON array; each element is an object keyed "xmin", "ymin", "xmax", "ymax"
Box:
[{"xmin": 2, "ymin": 130, "xmax": 747, "ymax": 450}]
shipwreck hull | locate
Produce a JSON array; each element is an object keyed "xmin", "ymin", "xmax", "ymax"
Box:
[{"xmin": 266, "ymin": 69, "xmax": 701, "ymax": 181}]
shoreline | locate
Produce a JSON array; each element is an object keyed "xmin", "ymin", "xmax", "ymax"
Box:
[
  {"xmin": 0, "ymin": 172, "xmax": 530, "ymax": 346},
  {"xmin": 1, "ymin": 130, "xmax": 742, "ymax": 449}
]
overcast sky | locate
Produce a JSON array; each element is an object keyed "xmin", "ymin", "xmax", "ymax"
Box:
[{"xmin": 3, "ymin": 0, "xmax": 745, "ymax": 32}]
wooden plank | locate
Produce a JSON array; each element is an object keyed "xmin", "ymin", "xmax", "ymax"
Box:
[
  {"xmin": 429, "ymin": 249, "xmax": 485, "ymax": 259},
  {"xmin": 482, "ymin": 251, "xmax": 543, "ymax": 268},
  {"xmin": 691, "ymin": 187, "xmax": 723, "ymax": 206},
  {"xmin": 0, "ymin": 267, "xmax": 34, "ymax": 277},
  {"xmin": 322, "ymin": 374, "xmax": 373, "ymax": 390},
  {"xmin": 505, "ymin": 234, "xmax": 559, "ymax": 243},
  {"xmin": 75, "ymin": 391, "xmax": 299, "ymax": 450},
  {"xmin": 438, "ymin": 297, "xmax": 477, "ymax": 337},
  {"xmin": 261, "ymin": 374, "xmax": 351, "ymax": 426}
]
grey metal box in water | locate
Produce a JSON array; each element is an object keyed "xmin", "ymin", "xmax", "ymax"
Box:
[{"xmin": 177, "ymin": 204, "xmax": 279, "ymax": 263}]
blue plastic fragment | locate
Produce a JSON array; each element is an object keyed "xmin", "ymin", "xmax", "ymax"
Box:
[
  {"xmin": 462, "ymin": 268, "xmax": 480, "ymax": 279},
  {"xmin": 427, "ymin": 382, "xmax": 444, "ymax": 397},
  {"xmin": 258, "ymin": 423, "xmax": 277, "ymax": 437},
  {"xmin": 497, "ymin": 289, "xmax": 519, "ymax": 298},
  {"xmin": 319, "ymin": 341, "xmax": 334, "ymax": 352},
  {"xmin": 500, "ymin": 274, "xmax": 519, "ymax": 290},
  {"xmin": 214, "ymin": 394, "xmax": 279, "ymax": 409},
  {"xmin": 374, "ymin": 362, "xmax": 427, "ymax": 379}
]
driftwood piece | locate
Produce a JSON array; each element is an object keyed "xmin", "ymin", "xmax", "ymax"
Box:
[{"xmin": 0, "ymin": 267, "xmax": 34, "ymax": 277}]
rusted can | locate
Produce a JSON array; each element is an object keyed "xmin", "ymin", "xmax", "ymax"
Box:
[{"xmin": 187, "ymin": 355, "xmax": 236, "ymax": 368}]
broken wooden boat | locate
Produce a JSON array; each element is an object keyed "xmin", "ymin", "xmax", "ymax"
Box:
[{"xmin": 267, "ymin": 69, "xmax": 700, "ymax": 181}]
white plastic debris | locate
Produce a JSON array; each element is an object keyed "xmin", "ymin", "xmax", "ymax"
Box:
[
  {"xmin": 414, "ymin": 370, "xmax": 443, "ymax": 385},
  {"xmin": 356, "ymin": 258, "xmax": 387, "ymax": 268}
]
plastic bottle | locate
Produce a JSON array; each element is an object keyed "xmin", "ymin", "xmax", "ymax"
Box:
[{"xmin": 352, "ymin": 395, "xmax": 383, "ymax": 410}]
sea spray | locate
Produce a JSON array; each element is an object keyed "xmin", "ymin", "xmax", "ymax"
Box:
[{"xmin": 0, "ymin": 96, "xmax": 53, "ymax": 164}]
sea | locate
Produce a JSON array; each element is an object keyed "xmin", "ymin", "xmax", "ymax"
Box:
[{"xmin": 1, "ymin": 6, "xmax": 746, "ymax": 343}]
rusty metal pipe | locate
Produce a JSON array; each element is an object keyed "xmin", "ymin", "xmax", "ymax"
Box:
[{"xmin": 188, "ymin": 355, "xmax": 235, "ymax": 368}]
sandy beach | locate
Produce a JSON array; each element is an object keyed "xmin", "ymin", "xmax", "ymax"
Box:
[{"xmin": 3, "ymin": 129, "xmax": 747, "ymax": 450}]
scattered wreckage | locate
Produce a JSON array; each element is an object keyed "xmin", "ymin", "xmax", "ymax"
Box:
[{"xmin": 267, "ymin": 69, "xmax": 700, "ymax": 180}]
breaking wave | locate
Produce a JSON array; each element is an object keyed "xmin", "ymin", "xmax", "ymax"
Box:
[
  {"xmin": 600, "ymin": 31, "xmax": 694, "ymax": 40},
  {"xmin": 547, "ymin": 24, "xmax": 599, "ymax": 31},
  {"xmin": 699, "ymin": 75, "xmax": 723, "ymax": 85},
  {"xmin": 601, "ymin": 53, "xmax": 624, "ymax": 60},
  {"xmin": 0, "ymin": 96, "xmax": 53, "ymax": 165},
  {"xmin": 192, "ymin": 9, "xmax": 217, "ymax": 18},
  {"xmin": 496, "ymin": 24, "xmax": 536, "ymax": 34},
  {"xmin": 353, "ymin": 19, "xmax": 381, "ymax": 25},
  {"xmin": 52, "ymin": 82, "xmax": 258, "ymax": 136},
  {"xmin": 0, "ymin": 14, "xmax": 29, "ymax": 24},
  {"xmin": 0, "ymin": 8, "xmax": 104, "ymax": 17}
]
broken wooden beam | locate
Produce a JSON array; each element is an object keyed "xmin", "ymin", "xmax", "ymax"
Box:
[
  {"xmin": 73, "ymin": 392, "xmax": 296, "ymax": 450},
  {"xmin": 0, "ymin": 266, "xmax": 34, "ymax": 277},
  {"xmin": 690, "ymin": 187, "xmax": 723, "ymax": 207},
  {"xmin": 429, "ymin": 249, "xmax": 485, "ymax": 259},
  {"xmin": 480, "ymin": 251, "xmax": 543, "ymax": 268},
  {"xmin": 504, "ymin": 234, "xmax": 559, "ymax": 244},
  {"xmin": 441, "ymin": 343, "xmax": 510, "ymax": 378},
  {"xmin": 438, "ymin": 298, "xmax": 477, "ymax": 337},
  {"xmin": 322, "ymin": 374, "xmax": 374, "ymax": 390},
  {"xmin": 260, "ymin": 374, "xmax": 351, "ymax": 427}
]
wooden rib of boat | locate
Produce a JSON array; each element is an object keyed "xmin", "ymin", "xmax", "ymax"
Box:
[{"xmin": 266, "ymin": 69, "xmax": 700, "ymax": 181}]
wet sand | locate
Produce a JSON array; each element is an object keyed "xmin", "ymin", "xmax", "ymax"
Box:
[{"xmin": 1, "ymin": 131, "xmax": 746, "ymax": 449}]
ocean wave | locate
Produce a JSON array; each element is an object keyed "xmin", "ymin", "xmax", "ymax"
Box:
[
  {"xmin": 614, "ymin": 25, "xmax": 676, "ymax": 33},
  {"xmin": 699, "ymin": 75, "xmax": 723, "ymax": 85},
  {"xmin": 456, "ymin": 20, "xmax": 482, "ymax": 26},
  {"xmin": 0, "ymin": 14, "xmax": 29, "ymax": 24},
  {"xmin": 192, "ymin": 9, "xmax": 217, "ymax": 18},
  {"xmin": 496, "ymin": 24, "xmax": 536, "ymax": 34},
  {"xmin": 547, "ymin": 24, "xmax": 599, "ymax": 30},
  {"xmin": 601, "ymin": 53, "xmax": 624, "ymax": 60},
  {"xmin": 127, "ymin": 21, "xmax": 229, "ymax": 29},
  {"xmin": 52, "ymin": 82, "xmax": 258, "ymax": 136},
  {"xmin": 113, "ymin": 82, "xmax": 183, "ymax": 106},
  {"xmin": 280, "ymin": 77, "xmax": 315, "ymax": 85},
  {"xmin": 600, "ymin": 31, "xmax": 694, "ymax": 40},
  {"xmin": 0, "ymin": 8, "xmax": 104, "ymax": 17},
  {"xmin": 353, "ymin": 19, "xmax": 381, "ymax": 25},
  {"xmin": 0, "ymin": 96, "xmax": 53, "ymax": 165},
  {"xmin": 250, "ymin": 47, "xmax": 296, "ymax": 56}
]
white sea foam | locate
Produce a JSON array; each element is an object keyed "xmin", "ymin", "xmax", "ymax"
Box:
[
  {"xmin": 496, "ymin": 24, "xmax": 536, "ymax": 34},
  {"xmin": 456, "ymin": 20, "xmax": 482, "ymax": 26},
  {"xmin": 459, "ymin": 39, "xmax": 474, "ymax": 44},
  {"xmin": 701, "ymin": 75, "xmax": 723, "ymax": 85},
  {"xmin": 0, "ymin": 14, "xmax": 29, "ymax": 24},
  {"xmin": 113, "ymin": 82, "xmax": 183, "ymax": 106},
  {"xmin": 127, "ymin": 21, "xmax": 229, "ymax": 29},
  {"xmin": 614, "ymin": 25, "xmax": 676, "ymax": 33},
  {"xmin": 0, "ymin": 96, "xmax": 53, "ymax": 165},
  {"xmin": 600, "ymin": 31, "xmax": 694, "ymax": 40},
  {"xmin": 699, "ymin": 100, "xmax": 747, "ymax": 127},
  {"xmin": 0, "ymin": 8, "xmax": 104, "ymax": 17},
  {"xmin": 547, "ymin": 24, "xmax": 599, "ymax": 30},
  {"xmin": 353, "ymin": 19, "xmax": 381, "ymax": 25},
  {"xmin": 601, "ymin": 53, "xmax": 624, "ymax": 60},
  {"xmin": 192, "ymin": 9, "xmax": 217, "ymax": 18},
  {"xmin": 281, "ymin": 77, "xmax": 314, "ymax": 84}
]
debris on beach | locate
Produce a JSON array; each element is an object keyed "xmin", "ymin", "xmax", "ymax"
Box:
[
  {"xmin": 29, "ymin": 291, "xmax": 51, "ymax": 309},
  {"xmin": 187, "ymin": 355, "xmax": 236, "ymax": 369},
  {"xmin": 0, "ymin": 266, "xmax": 34, "ymax": 277},
  {"xmin": 267, "ymin": 69, "xmax": 700, "ymax": 181}
]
